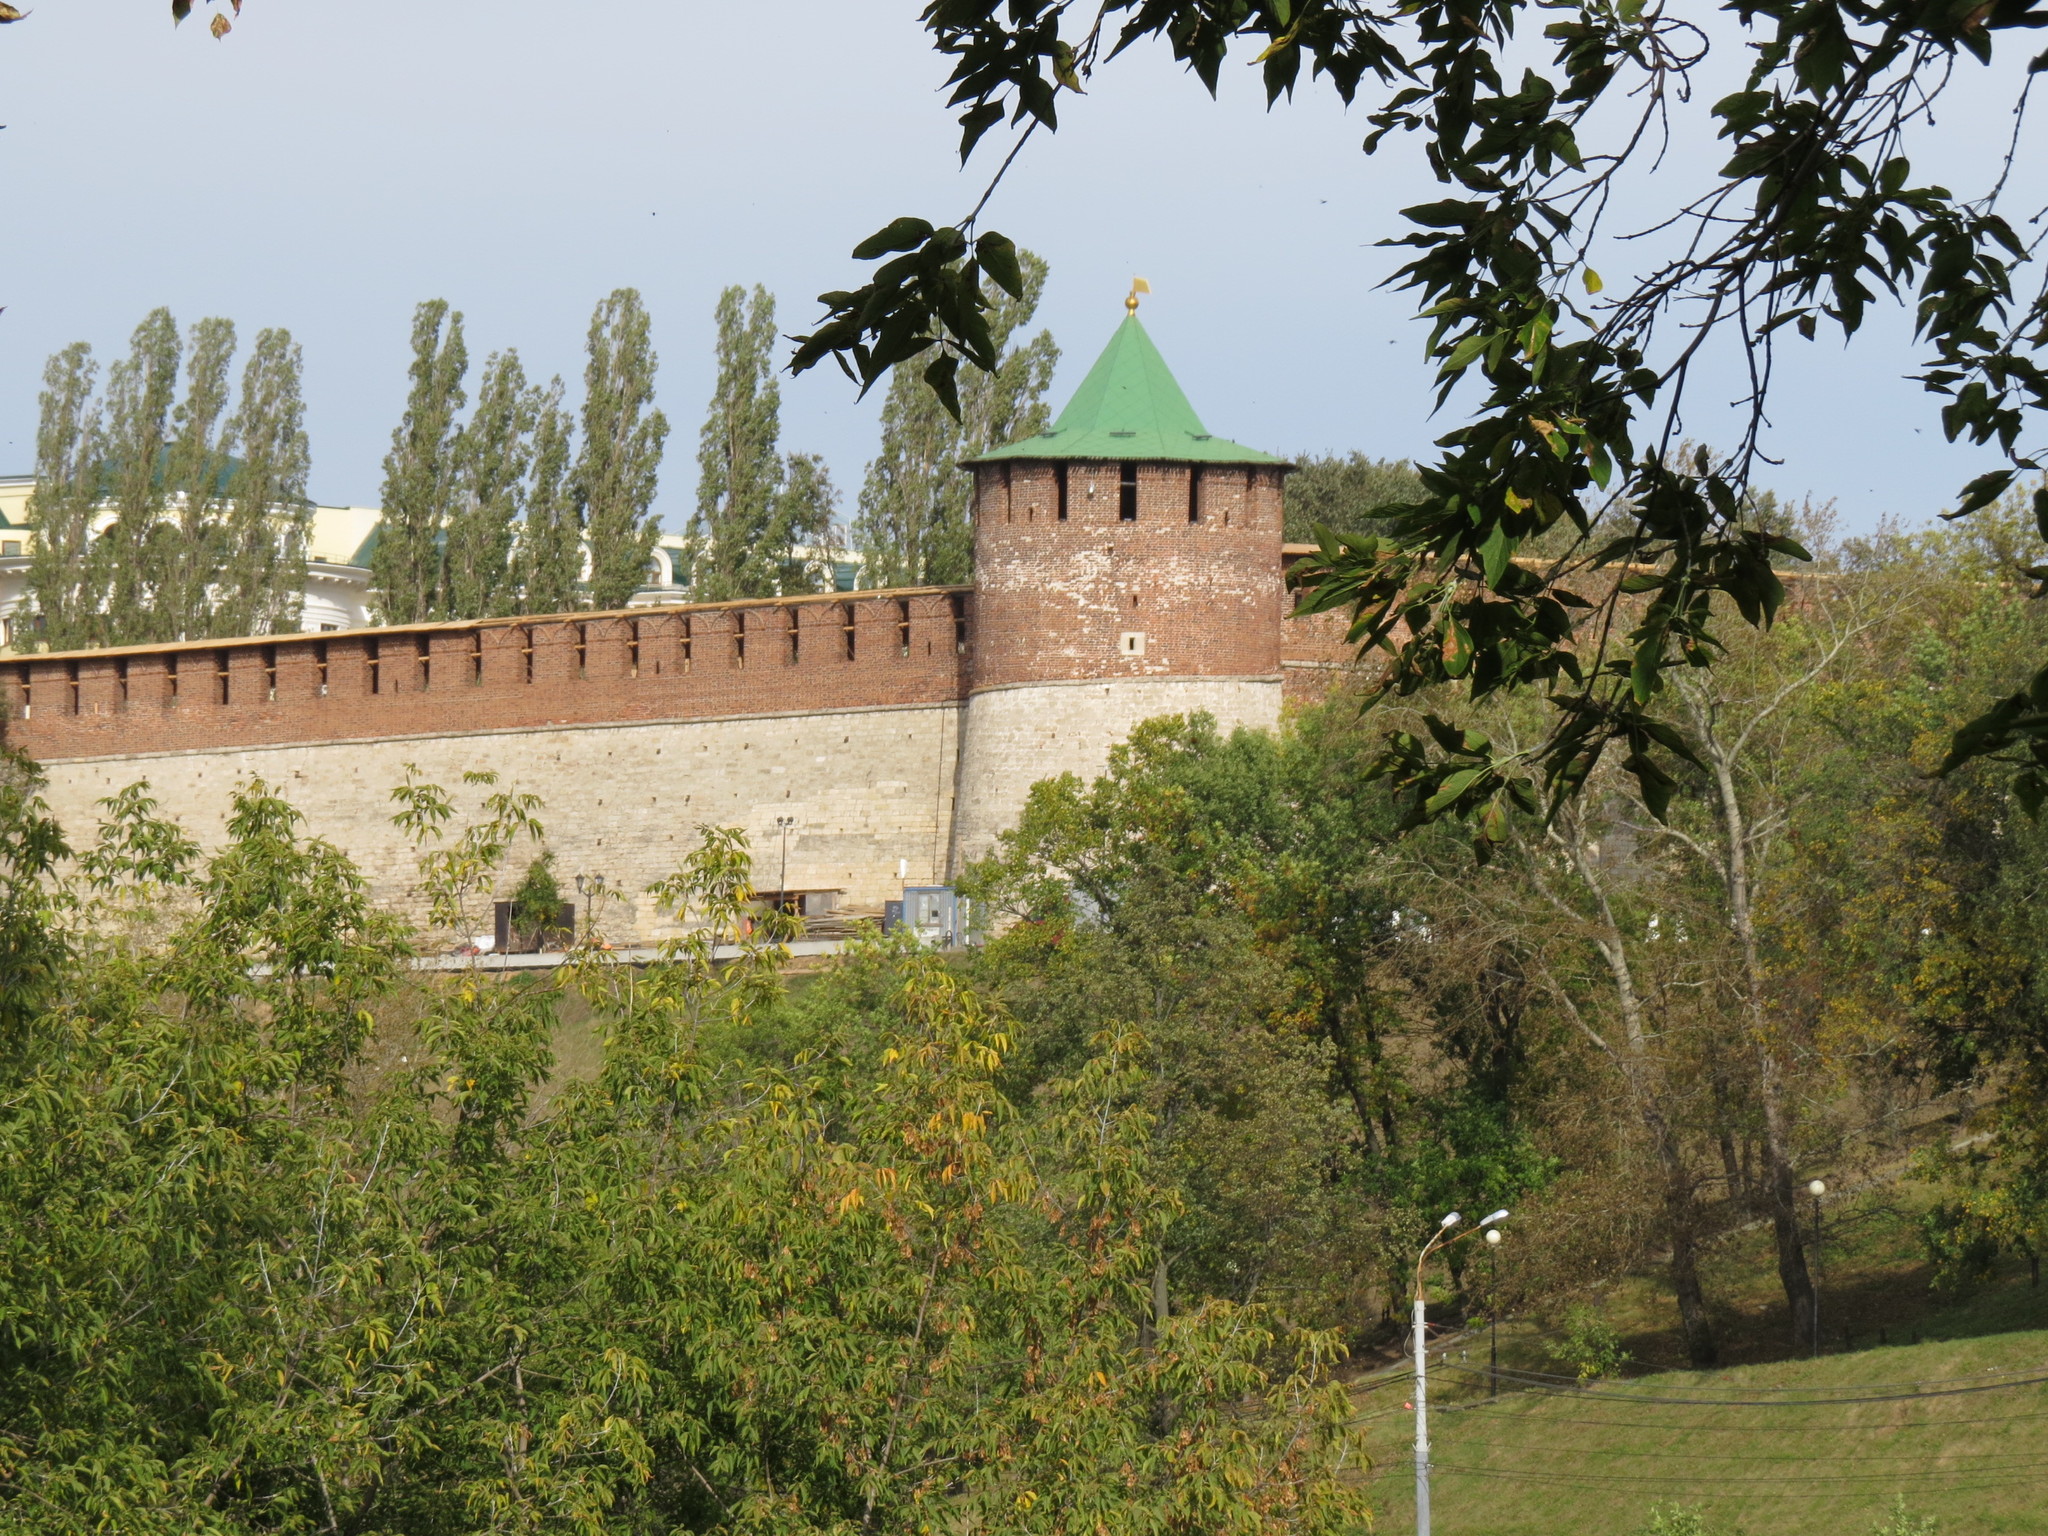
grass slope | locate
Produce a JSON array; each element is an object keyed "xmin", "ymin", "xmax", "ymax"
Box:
[{"xmin": 1357, "ymin": 1261, "xmax": 2048, "ymax": 1536}]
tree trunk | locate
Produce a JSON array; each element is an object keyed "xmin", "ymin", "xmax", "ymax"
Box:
[{"xmin": 1757, "ymin": 1044, "xmax": 1817, "ymax": 1349}]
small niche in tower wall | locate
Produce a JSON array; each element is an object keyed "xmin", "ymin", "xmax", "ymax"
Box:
[
  {"xmin": 1119, "ymin": 632, "xmax": 1146, "ymax": 657},
  {"xmin": 1055, "ymin": 465, "xmax": 1068, "ymax": 521},
  {"xmin": 1119, "ymin": 462, "xmax": 1138, "ymax": 522},
  {"xmin": 1188, "ymin": 466, "xmax": 1201, "ymax": 523}
]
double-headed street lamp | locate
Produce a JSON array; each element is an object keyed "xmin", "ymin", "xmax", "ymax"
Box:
[{"xmin": 1414, "ymin": 1207, "xmax": 1509, "ymax": 1536}]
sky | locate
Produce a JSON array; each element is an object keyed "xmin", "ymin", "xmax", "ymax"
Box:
[{"xmin": 2, "ymin": 1, "xmax": 2043, "ymax": 535}]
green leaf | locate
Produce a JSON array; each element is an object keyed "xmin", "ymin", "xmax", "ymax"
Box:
[
  {"xmin": 975, "ymin": 232, "xmax": 1024, "ymax": 299},
  {"xmin": 1942, "ymin": 468, "xmax": 2016, "ymax": 520},
  {"xmin": 852, "ymin": 218, "xmax": 935, "ymax": 261},
  {"xmin": 922, "ymin": 352, "xmax": 962, "ymax": 422}
]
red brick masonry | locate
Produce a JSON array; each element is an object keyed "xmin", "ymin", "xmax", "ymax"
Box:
[{"xmin": 2, "ymin": 567, "xmax": 1368, "ymax": 765}]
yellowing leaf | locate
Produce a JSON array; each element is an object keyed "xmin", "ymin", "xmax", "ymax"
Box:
[
  {"xmin": 0, "ymin": 3, "xmax": 28, "ymax": 23},
  {"xmin": 1582, "ymin": 268, "xmax": 1604, "ymax": 295},
  {"xmin": 209, "ymin": 10, "xmax": 230, "ymax": 35}
]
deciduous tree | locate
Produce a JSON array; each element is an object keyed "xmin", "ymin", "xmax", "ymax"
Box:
[
  {"xmin": 22, "ymin": 344, "xmax": 103, "ymax": 653},
  {"xmin": 374, "ymin": 299, "xmax": 467, "ymax": 624},
  {"xmin": 214, "ymin": 327, "xmax": 311, "ymax": 638},
  {"xmin": 444, "ymin": 349, "xmax": 537, "ymax": 619},
  {"xmin": 854, "ymin": 248, "xmax": 1057, "ymax": 588},
  {"xmin": 575, "ymin": 288, "xmax": 668, "ymax": 611}
]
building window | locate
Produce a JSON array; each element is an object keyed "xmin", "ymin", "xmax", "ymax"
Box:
[
  {"xmin": 1, "ymin": 541, "xmax": 20, "ymax": 557},
  {"xmin": 1188, "ymin": 467, "xmax": 1201, "ymax": 523},
  {"xmin": 897, "ymin": 599, "xmax": 912, "ymax": 657},
  {"xmin": 843, "ymin": 602, "xmax": 857, "ymax": 661},
  {"xmin": 1055, "ymin": 464, "xmax": 1068, "ymax": 522},
  {"xmin": 471, "ymin": 630, "xmax": 485, "ymax": 684},
  {"xmin": 1119, "ymin": 462, "xmax": 1139, "ymax": 522},
  {"xmin": 734, "ymin": 610, "xmax": 747, "ymax": 668},
  {"xmin": 787, "ymin": 607, "xmax": 801, "ymax": 665},
  {"xmin": 950, "ymin": 592, "xmax": 968, "ymax": 654}
]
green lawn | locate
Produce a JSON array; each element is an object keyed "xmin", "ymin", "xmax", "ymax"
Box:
[{"xmin": 1359, "ymin": 1305, "xmax": 2048, "ymax": 1534}]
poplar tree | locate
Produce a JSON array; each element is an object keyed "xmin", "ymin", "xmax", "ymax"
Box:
[
  {"xmin": 94, "ymin": 309, "xmax": 182, "ymax": 643},
  {"xmin": 854, "ymin": 249, "xmax": 1056, "ymax": 588},
  {"xmin": 157, "ymin": 317, "xmax": 238, "ymax": 642},
  {"xmin": 689, "ymin": 284, "xmax": 785, "ymax": 600},
  {"xmin": 689, "ymin": 286, "xmax": 843, "ymax": 599},
  {"xmin": 763, "ymin": 451, "xmax": 842, "ymax": 595},
  {"xmin": 22, "ymin": 344, "xmax": 103, "ymax": 653},
  {"xmin": 374, "ymin": 301, "xmax": 467, "ymax": 623},
  {"xmin": 575, "ymin": 289, "xmax": 668, "ymax": 611},
  {"xmin": 512, "ymin": 378, "xmax": 582, "ymax": 614},
  {"xmin": 444, "ymin": 350, "xmax": 537, "ymax": 619},
  {"xmin": 214, "ymin": 328, "xmax": 311, "ymax": 638}
]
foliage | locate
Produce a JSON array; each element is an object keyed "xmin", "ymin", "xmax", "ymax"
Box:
[
  {"xmin": 513, "ymin": 375, "xmax": 583, "ymax": 614},
  {"xmin": 445, "ymin": 349, "xmax": 539, "ymax": 620},
  {"xmin": 1632, "ymin": 1505, "xmax": 1717, "ymax": 1536},
  {"xmin": 1870, "ymin": 1495, "xmax": 1938, "ymax": 1536},
  {"xmin": 1282, "ymin": 452, "xmax": 1423, "ymax": 542},
  {"xmin": 374, "ymin": 298, "xmax": 470, "ymax": 624},
  {"xmin": 690, "ymin": 285, "xmax": 841, "ymax": 599},
  {"xmin": 23, "ymin": 311, "xmax": 312, "ymax": 647},
  {"xmin": 0, "ymin": 767, "xmax": 1369, "ymax": 1535},
  {"xmin": 1548, "ymin": 1301, "xmax": 1632, "ymax": 1383},
  {"xmin": 796, "ymin": 0, "xmax": 2048, "ymax": 825},
  {"xmin": 853, "ymin": 247, "xmax": 1058, "ymax": 587},
  {"xmin": 576, "ymin": 287, "xmax": 671, "ymax": 611}
]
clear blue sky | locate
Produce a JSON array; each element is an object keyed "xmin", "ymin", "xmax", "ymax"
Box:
[{"xmin": 2, "ymin": 2, "xmax": 2040, "ymax": 532}]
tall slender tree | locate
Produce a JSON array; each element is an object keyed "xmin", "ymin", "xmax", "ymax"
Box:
[
  {"xmin": 156, "ymin": 317, "xmax": 238, "ymax": 641},
  {"xmin": 445, "ymin": 350, "xmax": 537, "ymax": 619},
  {"xmin": 854, "ymin": 249, "xmax": 1057, "ymax": 588},
  {"xmin": 94, "ymin": 309, "xmax": 182, "ymax": 642},
  {"xmin": 575, "ymin": 289, "xmax": 667, "ymax": 611},
  {"xmin": 23, "ymin": 344, "xmax": 103, "ymax": 652},
  {"xmin": 215, "ymin": 328, "xmax": 311, "ymax": 638},
  {"xmin": 374, "ymin": 301, "xmax": 467, "ymax": 623},
  {"xmin": 512, "ymin": 377, "xmax": 581, "ymax": 614},
  {"xmin": 764, "ymin": 452, "xmax": 842, "ymax": 594},
  {"xmin": 689, "ymin": 285, "xmax": 787, "ymax": 600}
]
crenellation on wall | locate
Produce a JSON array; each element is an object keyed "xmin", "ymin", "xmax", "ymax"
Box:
[{"xmin": 0, "ymin": 588, "xmax": 974, "ymax": 764}]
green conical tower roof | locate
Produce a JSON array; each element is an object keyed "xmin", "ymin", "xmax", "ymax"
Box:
[{"xmin": 969, "ymin": 313, "xmax": 1279, "ymax": 465}]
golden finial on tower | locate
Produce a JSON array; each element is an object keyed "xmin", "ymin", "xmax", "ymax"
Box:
[{"xmin": 1126, "ymin": 277, "xmax": 1151, "ymax": 314}]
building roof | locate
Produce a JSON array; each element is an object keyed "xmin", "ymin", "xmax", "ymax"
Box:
[{"xmin": 969, "ymin": 313, "xmax": 1280, "ymax": 466}]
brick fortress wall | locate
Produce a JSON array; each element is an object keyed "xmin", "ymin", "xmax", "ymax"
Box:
[{"xmin": 0, "ymin": 588, "xmax": 971, "ymax": 761}]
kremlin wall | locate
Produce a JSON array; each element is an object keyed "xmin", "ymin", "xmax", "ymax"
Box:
[{"xmin": 0, "ymin": 313, "xmax": 1359, "ymax": 942}]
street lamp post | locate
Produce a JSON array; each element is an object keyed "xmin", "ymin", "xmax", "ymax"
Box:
[
  {"xmin": 774, "ymin": 815, "xmax": 797, "ymax": 902},
  {"xmin": 1414, "ymin": 1208, "xmax": 1509, "ymax": 1536},
  {"xmin": 1486, "ymin": 1226, "xmax": 1502, "ymax": 1398},
  {"xmin": 1808, "ymin": 1179, "xmax": 1826, "ymax": 1358}
]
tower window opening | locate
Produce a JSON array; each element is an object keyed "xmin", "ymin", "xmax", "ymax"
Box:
[
  {"xmin": 627, "ymin": 620, "xmax": 641, "ymax": 677},
  {"xmin": 897, "ymin": 599, "xmax": 912, "ymax": 656},
  {"xmin": 520, "ymin": 627, "xmax": 534, "ymax": 684},
  {"xmin": 1188, "ymin": 467, "xmax": 1201, "ymax": 523},
  {"xmin": 263, "ymin": 644, "xmax": 278, "ymax": 701},
  {"xmin": 574, "ymin": 623, "xmax": 588, "ymax": 677},
  {"xmin": 416, "ymin": 634, "xmax": 432, "ymax": 689},
  {"xmin": 681, "ymin": 615, "xmax": 693, "ymax": 669},
  {"xmin": 470, "ymin": 630, "xmax": 484, "ymax": 684},
  {"xmin": 787, "ymin": 607, "xmax": 801, "ymax": 665},
  {"xmin": 843, "ymin": 602, "xmax": 857, "ymax": 661},
  {"xmin": 1119, "ymin": 462, "xmax": 1138, "ymax": 522},
  {"xmin": 166, "ymin": 655, "xmax": 179, "ymax": 701},
  {"xmin": 314, "ymin": 642, "xmax": 328, "ymax": 696},
  {"xmin": 950, "ymin": 592, "xmax": 968, "ymax": 654},
  {"xmin": 367, "ymin": 639, "xmax": 381, "ymax": 695},
  {"xmin": 215, "ymin": 650, "xmax": 231, "ymax": 706},
  {"xmin": 66, "ymin": 660, "xmax": 80, "ymax": 715},
  {"xmin": 1055, "ymin": 464, "xmax": 1068, "ymax": 521},
  {"xmin": 734, "ymin": 610, "xmax": 747, "ymax": 668},
  {"xmin": 116, "ymin": 657, "xmax": 130, "ymax": 705}
]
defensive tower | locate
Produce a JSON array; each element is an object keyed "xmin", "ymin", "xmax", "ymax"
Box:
[{"xmin": 949, "ymin": 294, "xmax": 1291, "ymax": 866}]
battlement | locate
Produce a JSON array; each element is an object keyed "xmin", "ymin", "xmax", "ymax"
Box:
[{"xmin": 0, "ymin": 587, "xmax": 973, "ymax": 762}]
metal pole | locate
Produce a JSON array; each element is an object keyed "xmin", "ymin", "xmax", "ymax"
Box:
[
  {"xmin": 1812, "ymin": 1189, "xmax": 1823, "ymax": 1359},
  {"xmin": 1489, "ymin": 1244, "xmax": 1499, "ymax": 1400},
  {"xmin": 1414, "ymin": 1289, "xmax": 1431, "ymax": 1536}
]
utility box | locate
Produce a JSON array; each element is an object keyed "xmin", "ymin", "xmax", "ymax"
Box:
[{"xmin": 901, "ymin": 886, "xmax": 961, "ymax": 947}]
